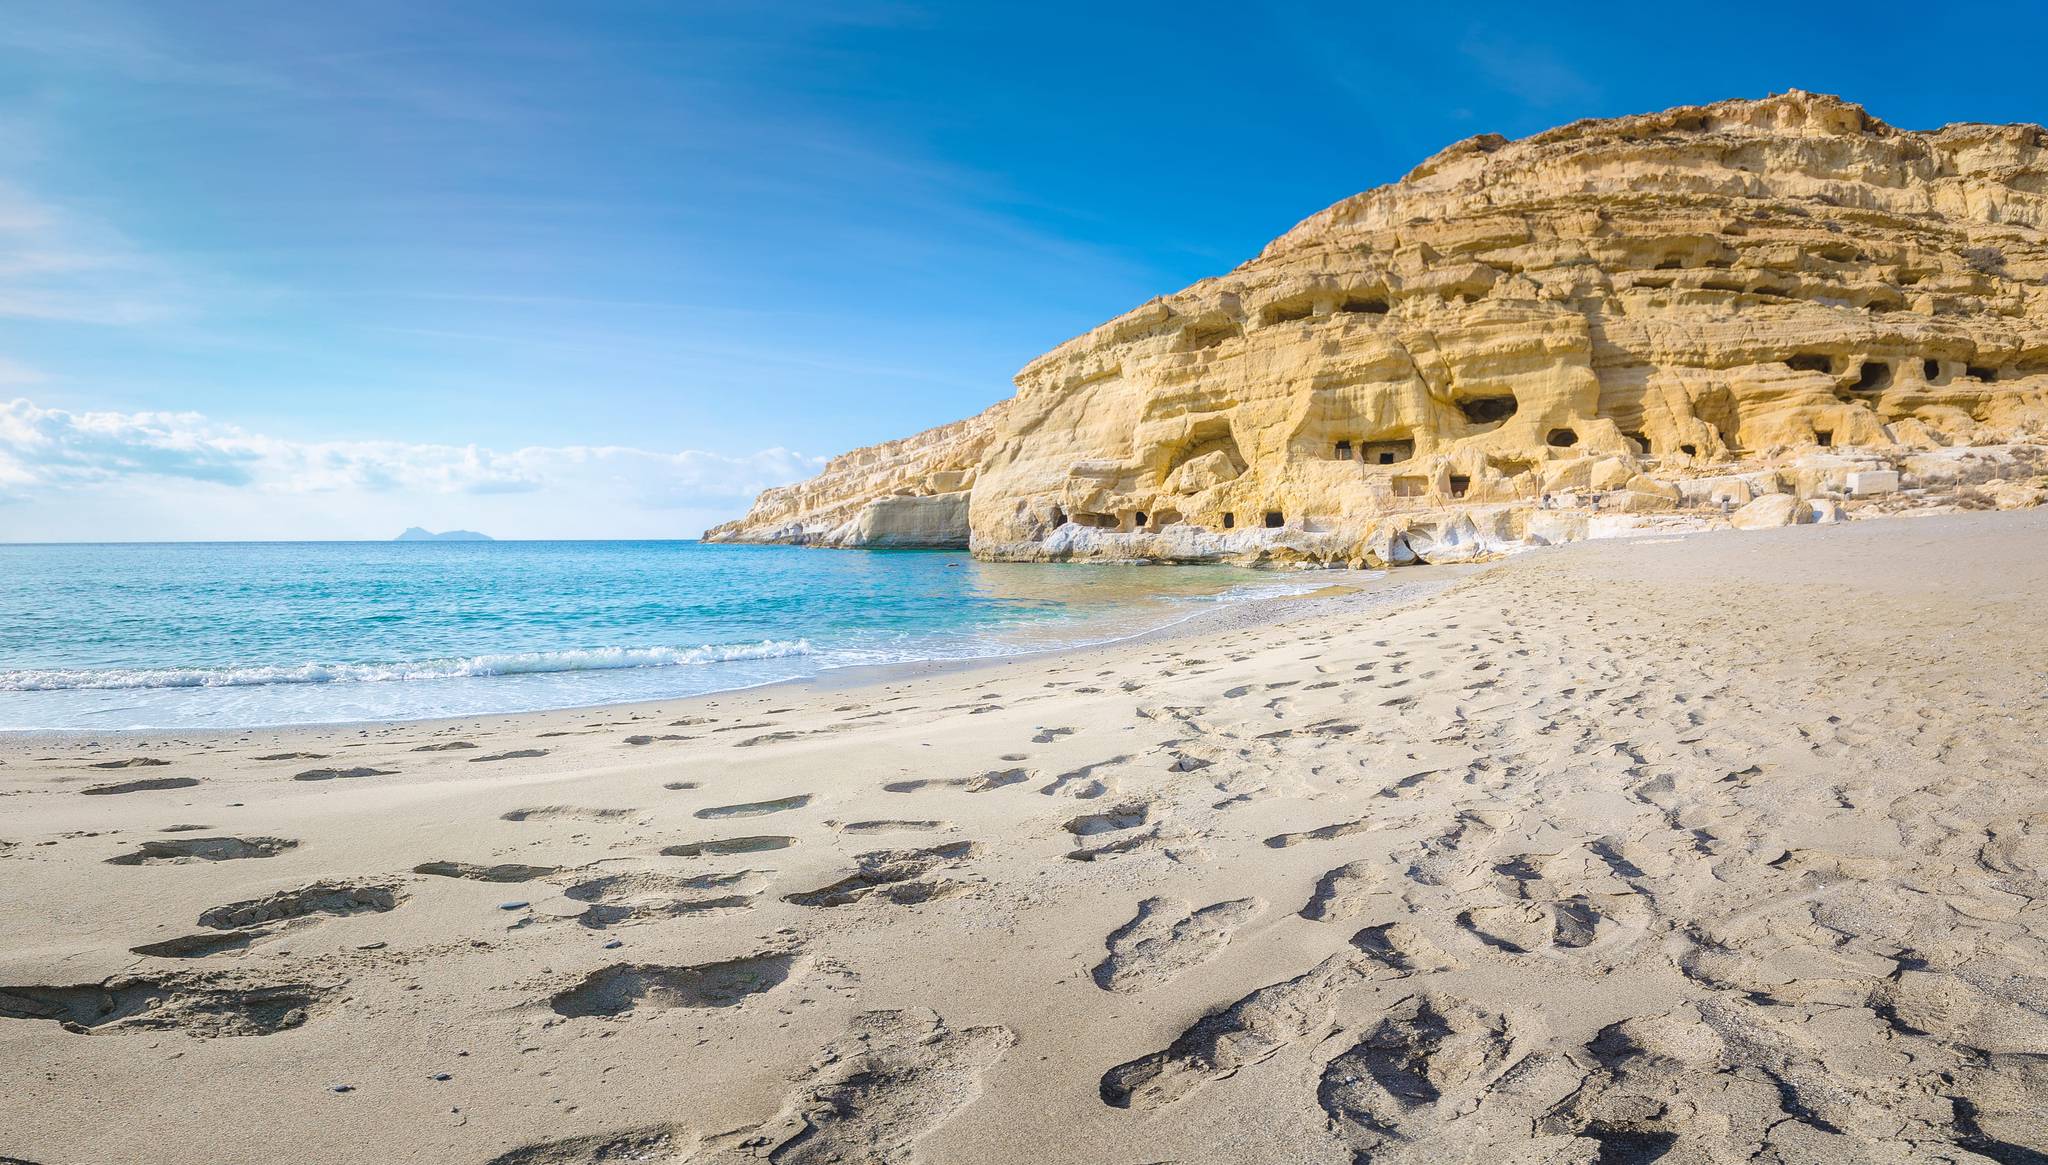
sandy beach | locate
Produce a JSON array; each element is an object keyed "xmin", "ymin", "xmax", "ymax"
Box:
[{"xmin": 4, "ymin": 509, "xmax": 2045, "ymax": 1164}]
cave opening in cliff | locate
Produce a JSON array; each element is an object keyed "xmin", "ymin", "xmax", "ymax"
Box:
[
  {"xmin": 1365, "ymin": 439, "xmax": 1415, "ymax": 465},
  {"xmin": 1263, "ymin": 511, "xmax": 1284, "ymax": 529},
  {"xmin": 1132, "ymin": 511, "xmax": 1147, "ymax": 530},
  {"xmin": 1968, "ymin": 365, "xmax": 1998, "ymax": 382},
  {"xmin": 1260, "ymin": 300, "xmax": 1315, "ymax": 326},
  {"xmin": 1181, "ymin": 320, "xmax": 1238, "ymax": 350},
  {"xmin": 1074, "ymin": 512, "xmax": 1116, "ymax": 529},
  {"xmin": 1334, "ymin": 440, "xmax": 1353, "ymax": 460},
  {"xmin": 1786, "ymin": 354, "xmax": 1833, "ymax": 374},
  {"xmin": 1164, "ymin": 422, "xmax": 1247, "ymax": 484},
  {"xmin": 1050, "ymin": 507, "xmax": 1066, "ymax": 528},
  {"xmin": 1621, "ymin": 431, "xmax": 1649, "ymax": 453},
  {"xmin": 1815, "ymin": 430, "xmax": 1833, "ymax": 447},
  {"xmin": 1680, "ymin": 444, "xmax": 1698, "ymax": 457},
  {"xmin": 1221, "ymin": 513, "xmax": 1234, "ymax": 529},
  {"xmin": 1546, "ymin": 428, "xmax": 1579, "ymax": 448},
  {"xmin": 1924, "ymin": 359, "xmax": 1942, "ymax": 382},
  {"xmin": 1854, "ymin": 360, "xmax": 1892, "ymax": 392},
  {"xmin": 1458, "ymin": 395, "xmax": 1519, "ymax": 426},
  {"xmin": 1449, "ymin": 476, "xmax": 1471, "ymax": 498},
  {"xmin": 1336, "ymin": 296, "xmax": 1389, "ymax": 315}
]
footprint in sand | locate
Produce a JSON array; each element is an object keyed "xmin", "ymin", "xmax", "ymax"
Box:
[
  {"xmin": 483, "ymin": 1127, "xmax": 690, "ymax": 1165},
  {"xmin": 1093, "ymin": 896, "xmax": 1263, "ymax": 993},
  {"xmin": 1395, "ymin": 809, "xmax": 1511, "ymax": 887},
  {"xmin": 1040, "ymin": 757, "xmax": 1125, "ymax": 800},
  {"xmin": 470, "ymin": 749, "xmax": 549, "ymax": 763},
  {"xmin": 196, "ymin": 882, "xmax": 401, "ymax": 930},
  {"xmin": 80, "ymin": 776, "xmax": 200, "ymax": 796},
  {"xmin": 560, "ymin": 869, "xmax": 763, "ymax": 927},
  {"xmin": 1456, "ymin": 900, "xmax": 1597, "ymax": 953},
  {"xmin": 837, "ymin": 820, "xmax": 949, "ymax": 835},
  {"xmin": 784, "ymin": 842, "xmax": 979, "ymax": 907},
  {"xmin": 1350, "ymin": 921, "xmax": 1463, "ymax": 975},
  {"xmin": 1299, "ymin": 861, "xmax": 1383, "ymax": 921},
  {"xmin": 87, "ymin": 757, "xmax": 171, "ymax": 769},
  {"xmin": 0, "ymin": 973, "xmax": 330, "ymax": 1037},
  {"xmin": 549, "ymin": 952, "xmax": 800, "ymax": 1017},
  {"xmin": 1316, "ymin": 994, "xmax": 1516, "ymax": 1159},
  {"xmin": 409, "ymin": 740, "xmax": 478, "ymax": 752},
  {"xmin": 1066, "ymin": 824, "xmax": 1204, "ymax": 863},
  {"xmin": 414, "ymin": 860, "xmax": 556, "ymax": 882},
  {"xmin": 883, "ymin": 768, "xmax": 1028, "ymax": 794},
  {"xmin": 292, "ymin": 766, "xmax": 394, "ymax": 781},
  {"xmin": 1098, "ymin": 933, "xmax": 1464, "ymax": 1112},
  {"xmin": 1063, "ymin": 803, "xmax": 1152, "ymax": 836},
  {"xmin": 662, "ymin": 836, "xmax": 796, "ymax": 857},
  {"xmin": 501, "ymin": 806, "xmax": 639, "ymax": 823},
  {"xmin": 129, "ymin": 930, "xmax": 273, "ymax": 959},
  {"xmin": 683, "ymin": 1009, "xmax": 1013, "ymax": 1162},
  {"xmin": 1031, "ymin": 727, "xmax": 1075, "ymax": 744},
  {"xmin": 253, "ymin": 752, "xmax": 327, "ymax": 761},
  {"xmin": 105, "ymin": 836, "xmax": 297, "ymax": 866},
  {"xmin": 494, "ymin": 1011, "xmax": 1014, "ymax": 1163},
  {"xmin": 693, "ymin": 795, "xmax": 811, "ymax": 820},
  {"xmin": 1263, "ymin": 816, "xmax": 1374, "ymax": 848}
]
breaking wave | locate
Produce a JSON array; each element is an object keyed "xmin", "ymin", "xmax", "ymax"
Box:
[{"xmin": 0, "ymin": 640, "xmax": 817, "ymax": 693}]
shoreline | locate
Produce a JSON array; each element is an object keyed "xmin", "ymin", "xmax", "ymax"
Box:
[
  {"xmin": 0, "ymin": 562, "xmax": 1473, "ymax": 746},
  {"xmin": 6, "ymin": 509, "xmax": 2043, "ymax": 1164}
]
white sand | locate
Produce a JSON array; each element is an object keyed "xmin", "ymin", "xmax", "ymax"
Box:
[{"xmin": 3, "ymin": 510, "xmax": 2044, "ymax": 1164}]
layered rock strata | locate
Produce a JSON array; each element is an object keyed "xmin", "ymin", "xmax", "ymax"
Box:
[
  {"xmin": 709, "ymin": 92, "xmax": 2048, "ymax": 564},
  {"xmin": 706, "ymin": 404, "xmax": 1008, "ymax": 548}
]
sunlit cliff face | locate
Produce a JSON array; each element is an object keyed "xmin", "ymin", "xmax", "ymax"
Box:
[{"xmin": 713, "ymin": 92, "xmax": 2048, "ymax": 563}]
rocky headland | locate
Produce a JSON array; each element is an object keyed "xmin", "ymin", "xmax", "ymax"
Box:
[{"xmin": 708, "ymin": 91, "xmax": 2048, "ymax": 565}]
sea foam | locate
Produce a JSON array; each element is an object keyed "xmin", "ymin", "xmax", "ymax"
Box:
[{"xmin": 0, "ymin": 640, "xmax": 816, "ymax": 692}]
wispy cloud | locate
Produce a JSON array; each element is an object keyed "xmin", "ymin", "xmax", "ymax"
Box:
[
  {"xmin": 1456, "ymin": 33, "xmax": 1599, "ymax": 109},
  {"xmin": 0, "ymin": 183, "xmax": 182, "ymax": 325},
  {"xmin": 0, "ymin": 397, "xmax": 823, "ymax": 508}
]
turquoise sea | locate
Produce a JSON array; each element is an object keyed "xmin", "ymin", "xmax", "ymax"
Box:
[{"xmin": 0, "ymin": 541, "xmax": 1309, "ymax": 731}]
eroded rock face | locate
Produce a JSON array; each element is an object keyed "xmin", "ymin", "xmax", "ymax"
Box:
[
  {"xmin": 704, "ymin": 404, "xmax": 1008, "ymax": 548},
  {"xmin": 712, "ymin": 92, "xmax": 2048, "ymax": 563}
]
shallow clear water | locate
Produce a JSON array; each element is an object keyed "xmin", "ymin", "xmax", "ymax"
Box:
[{"xmin": 0, "ymin": 541, "xmax": 1309, "ymax": 730}]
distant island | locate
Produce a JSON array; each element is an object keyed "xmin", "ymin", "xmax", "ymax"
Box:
[{"xmin": 394, "ymin": 527, "xmax": 493, "ymax": 542}]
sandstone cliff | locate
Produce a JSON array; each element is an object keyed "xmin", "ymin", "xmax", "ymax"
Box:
[
  {"xmin": 704, "ymin": 402, "xmax": 1009, "ymax": 548},
  {"xmin": 709, "ymin": 92, "xmax": 2048, "ymax": 564}
]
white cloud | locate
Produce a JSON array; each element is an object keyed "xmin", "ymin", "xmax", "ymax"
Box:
[{"xmin": 0, "ymin": 398, "xmax": 824, "ymax": 540}]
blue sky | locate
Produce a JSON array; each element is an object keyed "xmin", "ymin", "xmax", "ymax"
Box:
[{"xmin": 0, "ymin": 0, "xmax": 2038, "ymax": 539}]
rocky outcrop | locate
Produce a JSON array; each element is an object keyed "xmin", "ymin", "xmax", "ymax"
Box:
[
  {"xmin": 711, "ymin": 92, "xmax": 2048, "ymax": 564},
  {"xmin": 705, "ymin": 403, "xmax": 1009, "ymax": 548}
]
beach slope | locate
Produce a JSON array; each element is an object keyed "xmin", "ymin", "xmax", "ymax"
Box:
[{"xmin": 3, "ymin": 510, "xmax": 2045, "ymax": 1163}]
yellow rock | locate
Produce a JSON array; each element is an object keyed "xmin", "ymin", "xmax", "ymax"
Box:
[
  {"xmin": 1588, "ymin": 459, "xmax": 1636, "ymax": 492},
  {"xmin": 1608, "ymin": 489, "xmax": 1679, "ymax": 514},
  {"xmin": 1730, "ymin": 494, "xmax": 1812, "ymax": 529},
  {"xmin": 712, "ymin": 92, "xmax": 2048, "ymax": 564}
]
